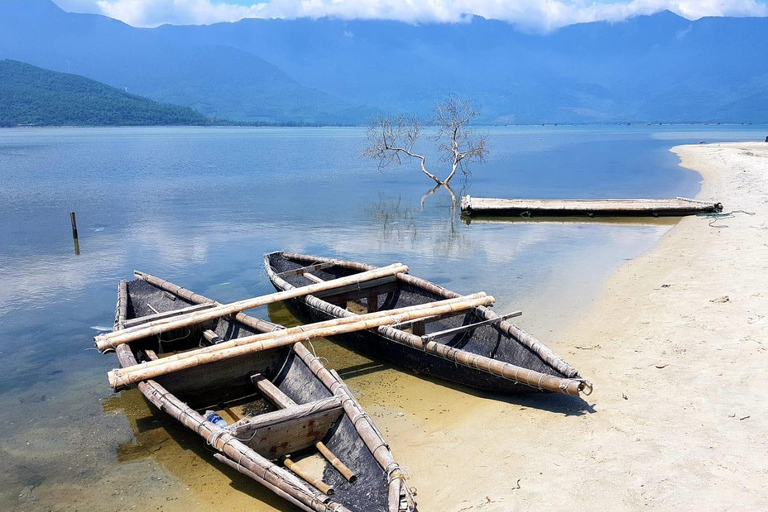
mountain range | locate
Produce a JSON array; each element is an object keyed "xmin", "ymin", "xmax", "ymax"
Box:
[
  {"xmin": 1, "ymin": 0, "xmax": 766, "ymax": 125},
  {"xmin": 0, "ymin": 59, "xmax": 211, "ymax": 126}
]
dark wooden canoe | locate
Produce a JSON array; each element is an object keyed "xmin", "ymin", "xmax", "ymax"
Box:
[
  {"xmin": 265, "ymin": 252, "xmax": 592, "ymax": 397},
  {"xmin": 103, "ymin": 272, "xmax": 416, "ymax": 512}
]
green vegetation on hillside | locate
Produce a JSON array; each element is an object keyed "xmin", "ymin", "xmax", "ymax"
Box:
[{"xmin": 0, "ymin": 60, "xmax": 211, "ymax": 127}]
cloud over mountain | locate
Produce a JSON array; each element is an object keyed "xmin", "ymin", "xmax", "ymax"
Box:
[{"xmin": 54, "ymin": 0, "xmax": 768, "ymax": 31}]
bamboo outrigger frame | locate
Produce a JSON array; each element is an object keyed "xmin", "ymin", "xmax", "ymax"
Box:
[{"xmin": 107, "ymin": 292, "xmax": 495, "ymax": 390}]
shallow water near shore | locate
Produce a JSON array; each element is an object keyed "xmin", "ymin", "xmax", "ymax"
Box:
[{"xmin": 0, "ymin": 125, "xmax": 765, "ymax": 511}]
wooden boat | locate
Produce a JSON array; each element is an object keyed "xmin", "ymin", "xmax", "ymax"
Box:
[
  {"xmin": 265, "ymin": 252, "xmax": 592, "ymax": 397},
  {"xmin": 460, "ymin": 195, "xmax": 723, "ymax": 218},
  {"xmin": 103, "ymin": 272, "xmax": 417, "ymax": 512}
]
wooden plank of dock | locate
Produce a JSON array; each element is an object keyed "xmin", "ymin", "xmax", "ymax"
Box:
[{"xmin": 460, "ymin": 195, "xmax": 722, "ymax": 218}]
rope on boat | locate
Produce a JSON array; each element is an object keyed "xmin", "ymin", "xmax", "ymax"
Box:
[
  {"xmin": 386, "ymin": 463, "xmax": 407, "ymax": 483},
  {"xmin": 575, "ymin": 379, "xmax": 593, "ymax": 395},
  {"xmin": 273, "ymin": 353, "xmax": 293, "ymax": 385}
]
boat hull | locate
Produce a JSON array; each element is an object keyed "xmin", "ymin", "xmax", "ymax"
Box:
[
  {"xmin": 106, "ymin": 274, "xmax": 415, "ymax": 512},
  {"xmin": 265, "ymin": 252, "xmax": 590, "ymax": 397},
  {"xmin": 280, "ymin": 295, "xmax": 541, "ymax": 394}
]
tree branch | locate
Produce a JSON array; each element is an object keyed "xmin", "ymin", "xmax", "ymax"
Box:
[{"xmin": 364, "ymin": 97, "xmax": 487, "ymax": 186}]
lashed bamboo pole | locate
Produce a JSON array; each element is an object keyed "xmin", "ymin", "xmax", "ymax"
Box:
[
  {"xmin": 388, "ymin": 479, "xmax": 402, "ymax": 512},
  {"xmin": 139, "ymin": 379, "xmax": 351, "ymax": 512},
  {"xmin": 284, "ymin": 458, "xmax": 334, "ymax": 495},
  {"xmin": 134, "ymin": 271, "xmax": 279, "ymax": 334},
  {"xmin": 108, "ymin": 294, "xmax": 495, "ymax": 390},
  {"xmin": 115, "ymin": 280, "xmax": 128, "ymax": 331},
  {"xmin": 213, "ymin": 454, "xmax": 314, "ymax": 512},
  {"xmin": 112, "ymin": 292, "xmax": 488, "ymax": 375},
  {"xmin": 293, "ymin": 345, "xmax": 412, "ymax": 512},
  {"xmin": 95, "ymin": 263, "xmax": 409, "ymax": 352},
  {"xmin": 379, "ymin": 321, "xmax": 585, "ymax": 395}
]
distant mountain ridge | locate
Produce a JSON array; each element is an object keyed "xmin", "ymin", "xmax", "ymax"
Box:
[
  {"xmin": 1, "ymin": 0, "xmax": 767, "ymax": 124},
  {"xmin": 0, "ymin": 0, "xmax": 368, "ymax": 124},
  {"xmin": 0, "ymin": 59, "xmax": 210, "ymax": 126}
]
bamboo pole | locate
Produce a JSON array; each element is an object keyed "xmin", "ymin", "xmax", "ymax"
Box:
[
  {"xmin": 284, "ymin": 458, "xmax": 334, "ymax": 495},
  {"xmin": 315, "ymin": 442, "xmax": 356, "ymax": 484},
  {"xmin": 374, "ymin": 323, "xmax": 585, "ymax": 395},
  {"xmin": 124, "ymin": 302, "xmax": 216, "ymax": 328},
  {"xmin": 113, "ymin": 293, "xmax": 487, "ymax": 375},
  {"xmin": 95, "ymin": 263, "xmax": 409, "ymax": 352},
  {"xmin": 134, "ymin": 271, "xmax": 279, "ymax": 334},
  {"xmin": 115, "ymin": 281, "xmax": 128, "ymax": 331},
  {"xmin": 108, "ymin": 294, "xmax": 495, "ymax": 390},
  {"xmin": 70, "ymin": 211, "xmax": 80, "ymax": 255},
  {"xmin": 422, "ymin": 310, "xmax": 522, "ymax": 341},
  {"xmin": 294, "ymin": 345, "xmax": 412, "ymax": 512},
  {"xmin": 418, "ymin": 338, "xmax": 584, "ymax": 395},
  {"xmin": 388, "ymin": 478, "xmax": 401, "ymax": 512},
  {"xmin": 138, "ymin": 380, "xmax": 350, "ymax": 512},
  {"xmin": 213, "ymin": 454, "xmax": 315, "ymax": 512}
]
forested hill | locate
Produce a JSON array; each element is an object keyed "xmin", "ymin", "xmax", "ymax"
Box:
[{"xmin": 0, "ymin": 60, "xmax": 211, "ymax": 127}]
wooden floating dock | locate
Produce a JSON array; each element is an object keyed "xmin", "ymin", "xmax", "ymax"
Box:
[{"xmin": 460, "ymin": 195, "xmax": 723, "ymax": 218}]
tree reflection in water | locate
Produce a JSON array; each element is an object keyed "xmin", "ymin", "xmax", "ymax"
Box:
[{"xmin": 364, "ymin": 183, "xmax": 471, "ymax": 258}]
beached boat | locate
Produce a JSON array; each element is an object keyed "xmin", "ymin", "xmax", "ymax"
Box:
[
  {"xmin": 460, "ymin": 195, "xmax": 722, "ymax": 218},
  {"xmin": 103, "ymin": 272, "xmax": 417, "ymax": 512},
  {"xmin": 265, "ymin": 252, "xmax": 592, "ymax": 397}
]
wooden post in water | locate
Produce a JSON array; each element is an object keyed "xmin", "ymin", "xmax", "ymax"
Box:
[{"xmin": 70, "ymin": 211, "xmax": 80, "ymax": 255}]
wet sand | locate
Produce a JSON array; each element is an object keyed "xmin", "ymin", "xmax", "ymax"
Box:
[{"xmin": 391, "ymin": 142, "xmax": 768, "ymax": 511}]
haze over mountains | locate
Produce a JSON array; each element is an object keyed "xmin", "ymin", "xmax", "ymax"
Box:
[{"xmin": 1, "ymin": 0, "xmax": 766, "ymax": 125}]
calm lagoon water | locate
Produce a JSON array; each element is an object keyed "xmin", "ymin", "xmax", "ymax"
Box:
[{"xmin": 1, "ymin": 125, "xmax": 765, "ymax": 511}]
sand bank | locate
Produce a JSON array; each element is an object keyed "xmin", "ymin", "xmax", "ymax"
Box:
[{"xmin": 394, "ymin": 142, "xmax": 768, "ymax": 511}]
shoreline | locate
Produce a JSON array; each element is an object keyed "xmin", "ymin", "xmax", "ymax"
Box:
[{"xmin": 390, "ymin": 141, "xmax": 768, "ymax": 511}]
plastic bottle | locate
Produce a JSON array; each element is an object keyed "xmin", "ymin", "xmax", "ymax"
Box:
[{"xmin": 204, "ymin": 410, "xmax": 228, "ymax": 427}]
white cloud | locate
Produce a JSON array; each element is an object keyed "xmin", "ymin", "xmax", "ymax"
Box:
[{"xmin": 54, "ymin": 0, "xmax": 768, "ymax": 31}]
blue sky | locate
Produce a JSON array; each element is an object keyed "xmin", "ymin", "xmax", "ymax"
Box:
[{"xmin": 53, "ymin": 0, "xmax": 768, "ymax": 31}]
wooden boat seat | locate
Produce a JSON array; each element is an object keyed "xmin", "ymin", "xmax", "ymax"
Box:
[
  {"xmin": 229, "ymin": 395, "xmax": 342, "ymax": 460},
  {"xmin": 252, "ymin": 373, "xmax": 357, "ymax": 486}
]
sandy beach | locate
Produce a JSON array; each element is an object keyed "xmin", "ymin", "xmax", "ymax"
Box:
[{"xmin": 390, "ymin": 141, "xmax": 767, "ymax": 511}]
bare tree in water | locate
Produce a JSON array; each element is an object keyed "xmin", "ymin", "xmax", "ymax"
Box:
[{"xmin": 364, "ymin": 97, "xmax": 487, "ymax": 191}]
